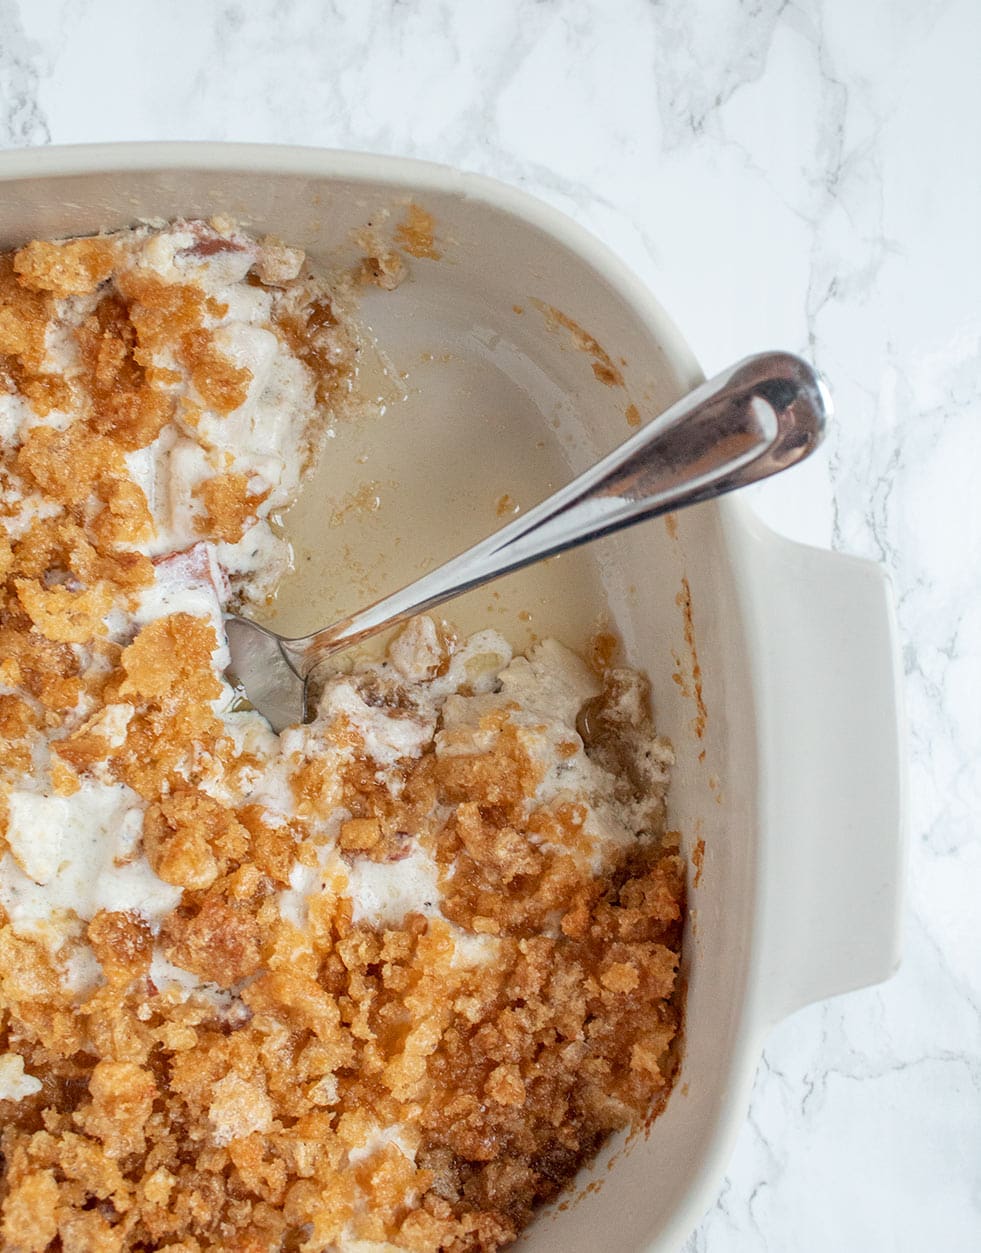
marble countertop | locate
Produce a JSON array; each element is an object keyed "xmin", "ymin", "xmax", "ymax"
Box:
[{"xmin": 1, "ymin": 1, "xmax": 978, "ymax": 1249}]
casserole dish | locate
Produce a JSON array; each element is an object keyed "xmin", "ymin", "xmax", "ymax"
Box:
[{"xmin": 0, "ymin": 143, "xmax": 906, "ymax": 1251}]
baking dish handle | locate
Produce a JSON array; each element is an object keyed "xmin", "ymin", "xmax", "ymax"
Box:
[{"xmin": 737, "ymin": 517, "xmax": 907, "ymax": 1023}]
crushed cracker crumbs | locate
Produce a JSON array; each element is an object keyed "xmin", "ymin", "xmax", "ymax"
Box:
[{"xmin": 0, "ymin": 220, "xmax": 684, "ymax": 1252}]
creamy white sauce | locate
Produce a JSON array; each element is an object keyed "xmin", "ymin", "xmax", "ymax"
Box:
[
  {"xmin": 277, "ymin": 861, "xmax": 320, "ymax": 930},
  {"xmin": 450, "ymin": 931, "xmax": 502, "ymax": 968},
  {"xmin": 0, "ymin": 390, "xmax": 35, "ymax": 445},
  {"xmin": 135, "ymin": 567, "xmax": 224, "ymax": 631},
  {"xmin": 497, "ymin": 636, "xmax": 601, "ymax": 725},
  {"xmin": 119, "ymin": 223, "xmax": 319, "ymax": 602},
  {"xmin": 0, "ymin": 1052, "xmax": 42, "ymax": 1102},
  {"xmin": 0, "ymin": 782, "xmax": 180, "ymax": 943},
  {"xmin": 344, "ymin": 846, "xmax": 442, "ymax": 928},
  {"xmin": 0, "ymin": 487, "xmax": 62, "ymax": 541},
  {"xmin": 148, "ymin": 950, "xmax": 241, "ymax": 1015},
  {"xmin": 387, "ymin": 614, "xmax": 443, "ymax": 681},
  {"xmin": 317, "ymin": 680, "xmax": 436, "ymax": 768},
  {"xmin": 62, "ymin": 945, "xmax": 104, "ymax": 1000}
]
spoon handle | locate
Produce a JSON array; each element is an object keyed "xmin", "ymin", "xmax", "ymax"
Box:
[{"xmin": 286, "ymin": 351, "xmax": 830, "ymax": 675}]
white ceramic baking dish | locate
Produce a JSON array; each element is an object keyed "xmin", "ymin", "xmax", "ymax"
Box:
[{"xmin": 0, "ymin": 144, "xmax": 906, "ymax": 1252}]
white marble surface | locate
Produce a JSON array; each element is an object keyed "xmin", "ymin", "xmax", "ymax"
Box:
[{"xmin": 1, "ymin": 1, "xmax": 978, "ymax": 1249}]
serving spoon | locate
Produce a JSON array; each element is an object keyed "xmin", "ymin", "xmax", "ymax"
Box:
[{"xmin": 225, "ymin": 350, "xmax": 830, "ymax": 731}]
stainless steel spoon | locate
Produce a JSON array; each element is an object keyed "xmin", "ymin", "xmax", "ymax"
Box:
[{"xmin": 225, "ymin": 351, "xmax": 830, "ymax": 731}]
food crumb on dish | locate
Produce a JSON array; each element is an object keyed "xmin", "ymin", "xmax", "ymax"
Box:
[
  {"xmin": 532, "ymin": 299, "xmax": 625, "ymax": 389},
  {"xmin": 394, "ymin": 203, "xmax": 442, "ymax": 261},
  {"xmin": 675, "ymin": 575, "xmax": 708, "ymax": 740},
  {"xmin": 0, "ymin": 219, "xmax": 685, "ymax": 1251},
  {"xmin": 692, "ymin": 837, "xmax": 706, "ymax": 888},
  {"xmin": 358, "ymin": 247, "xmax": 408, "ymax": 291},
  {"xmin": 329, "ymin": 479, "xmax": 386, "ymax": 527}
]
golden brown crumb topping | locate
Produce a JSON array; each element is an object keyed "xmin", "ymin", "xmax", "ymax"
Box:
[{"xmin": 0, "ymin": 221, "xmax": 684, "ymax": 1253}]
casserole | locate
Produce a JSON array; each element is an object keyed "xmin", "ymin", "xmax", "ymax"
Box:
[{"xmin": 0, "ymin": 143, "xmax": 906, "ymax": 1251}]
